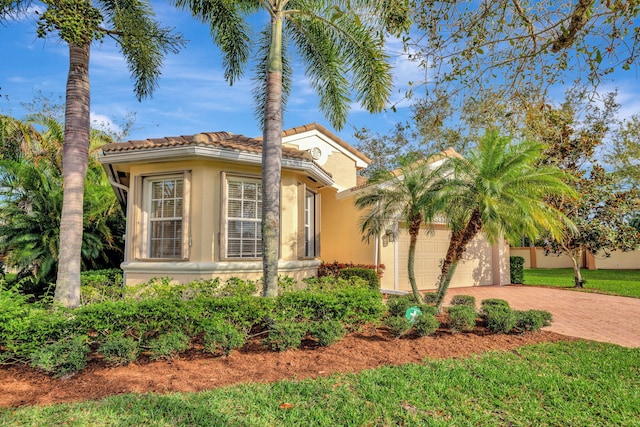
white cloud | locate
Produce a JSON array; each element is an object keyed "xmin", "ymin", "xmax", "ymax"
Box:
[{"xmin": 90, "ymin": 112, "xmax": 122, "ymax": 136}]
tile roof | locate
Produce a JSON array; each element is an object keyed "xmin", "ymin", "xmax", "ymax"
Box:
[{"xmin": 101, "ymin": 131, "xmax": 313, "ymax": 161}]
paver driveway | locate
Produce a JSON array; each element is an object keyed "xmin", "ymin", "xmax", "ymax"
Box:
[{"xmin": 445, "ymin": 286, "xmax": 640, "ymax": 348}]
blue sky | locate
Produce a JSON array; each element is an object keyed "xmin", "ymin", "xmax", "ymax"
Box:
[
  {"xmin": 0, "ymin": 2, "xmax": 422, "ymax": 144},
  {"xmin": 2, "ymin": 3, "xmax": 639, "ymax": 146}
]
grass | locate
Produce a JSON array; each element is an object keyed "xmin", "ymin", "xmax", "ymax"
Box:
[
  {"xmin": 2, "ymin": 341, "xmax": 639, "ymax": 426},
  {"xmin": 524, "ymin": 268, "xmax": 640, "ymax": 298}
]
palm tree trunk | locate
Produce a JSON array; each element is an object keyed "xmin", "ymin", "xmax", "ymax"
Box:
[
  {"xmin": 261, "ymin": 14, "xmax": 284, "ymax": 297},
  {"xmin": 435, "ymin": 209, "xmax": 483, "ymax": 311},
  {"xmin": 407, "ymin": 214, "xmax": 423, "ymax": 303},
  {"xmin": 55, "ymin": 42, "xmax": 91, "ymax": 308}
]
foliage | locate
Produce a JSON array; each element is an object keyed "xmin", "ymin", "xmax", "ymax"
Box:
[
  {"xmin": 534, "ymin": 94, "xmax": 640, "ymax": 287},
  {"xmin": 80, "ymin": 269, "xmax": 124, "ymax": 304},
  {"xmin": 124, "ymin": 277, "xmax": 258, "ymax": 301},
  {"xmin": 447, "ymin": 305, "xmax": 477, "ymax": 333},
  {"xmin": 309, "ymin": 320, "xmax": 347, "ymax": 347},
  {"xmin": 423, "ymin": 292, "xmax": 438, "ymax": 304},
  {"xmin": 202, "ymin": 318, "xmax": 247, "ymax": 356},
  {"xmin": 29, "ymin": 336, "xmax": 89, "ymax": 377},
  {"xmin": 410, "ymin": 1, "xmax": 640, "ymax": 96},
  {"xmin": 514, "ymin": 310, "xmax": 553, "ymax": 332},
  {"xmin": 413, "ymin": 313, "xmax": 439, "ymax": 337},
  {"xmin": 318, "ymin": 261, "xmax": 385, "ymax": 279},
  {"xmin": 0, "ymin": 116, "xmax": 126, "ymax": 296},
  {"xmin": 264, "ymin": 320, "xmax": 307, "ymax": 352},
  {"xmin": 433, "ymin": 131, "xmax": 572, "ymax": 309},
  {"xmin": 606, "ymin": 114, "xmax": 640, "ymax": 189},
  {"xmin": 384, "ymin": 316, "xmax": 412, "ymax": 337},
  {"xmin": 146, "ymin": 331, "xmax": 190, "ymax": 360},
  {"xmin": 98, "ymin": 334, "xmax": 139, "ymax": 366},
  {"xmin": 483, "ymin": 306, "xmax": 517, "ymax": 334},
  {"xmin": 449, "ymin": 294, "xmax": 476, "ymax": 307},
  {"xmin": 386, "ymin": 294, "xmax": 422, "ymax": 317},
  {"xmin": 481, "ymin": 299, "xmax": 511, "ymax": 313},
  {"xmin": 510, "ymin": 256, "xmax": 525, "ymax": 284},
  {"xmin": 338, "ymin": 268, "xmax": 380, "ymax": 290}
]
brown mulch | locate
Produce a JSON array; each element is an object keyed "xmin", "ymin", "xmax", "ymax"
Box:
[{"xmin": 0, "ymin": 326, "xmax": 572, "ymax": 408}]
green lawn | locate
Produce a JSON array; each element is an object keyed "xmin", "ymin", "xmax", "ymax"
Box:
[
  {"xmin": 524, "ymin": 268, "xmax": 640, "ymax": 298},
  {"xmin": 2, "ymin": 341, "xmax": 639, "ymax": 426}
]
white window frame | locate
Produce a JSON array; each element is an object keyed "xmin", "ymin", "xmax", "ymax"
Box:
[
  {"xmin": 304, "ymin": 190, "xmax": 316, "ymax": 258},
  {"xmin": 221, "ymin": 174, "xmax": 263, "ymax": 259},
  {"xmin": 139, "ymin": 172, "xmax": 190, "ymax": 260}
]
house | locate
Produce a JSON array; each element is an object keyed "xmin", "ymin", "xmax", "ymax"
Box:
[{"xmin": 100, "ymin": 123, "xmax": 509, "ymax": 290}]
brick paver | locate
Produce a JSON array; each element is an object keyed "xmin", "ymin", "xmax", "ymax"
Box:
[{"xmin": 445, "ymin": 286, "xmax": 640, "ymax": 348}]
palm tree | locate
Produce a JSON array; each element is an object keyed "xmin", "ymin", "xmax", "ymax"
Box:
[
  {"xmin": 354, "ymin": 157, "xmax": 449, "ymax": 302},
  {"xmin": 173, "ymin": 0, "xmax": 409, "ymax": 297},
  {"xmin": 0, "ymin": 1, "xmax": 184, "ymax": 307},
  {"xmin": 0, "ymin": 117, "xmax": 124, "ymax": 295},
  {"xmin": 433, "ymin": 131, "xmax": 573, "ymax": 310}
]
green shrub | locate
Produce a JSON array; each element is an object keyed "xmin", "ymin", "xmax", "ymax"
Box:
[
  {"xmin": 386, "ymin": 294, "xmax": 421, "ymax": 317},
  {"xmin": 202, "ymin": 319, "xmax": 247, "ymax": 356},
  {"xmin": 217, "ymin": 277, "xmax": 258, "ymax": 297},
  {"xmin": 514, "ymin": 309, "xmax": 553, "ymax": 332},
  {"xmin": 264, "ymin": 320, "xmax": 307, "ymax": 352},
  {"xmin": 309, "ymin": 320, "xmax": 347, "ymax": 347},
  {"xmin": 333, "ymin": 287, "xmax": 386, "ymax": 329},
  {"xmin": 413, "ymin": 313, "xmax": 439, "ymax": 336},
  {"xmin": 450, "ymin": 294, "xmax": 476, "ymax": 307},
  {"xmin": 338, "ymin": 268, "xmax": 380, "ymax": 290},
  {"xmin": 191, "ymin": 296, "xmax": 274, "ymax": 330},
  {"xmin": 30, "ymin": 336, "xmax": 89, "ymax": 377},
  {"xmin": 423, "ymin": 292, "xmax": 438, "ymax": 304},
  {"xmin": 484, "ymin": 306, "xmax": 517, "ymax": 333},
  {"xmin": 317, "ymin": 262, "xmax": 385, "ymax": 280},
  {"xmin": 98, "ymin": 334, "xmax": 139, "ymax": 366},
  {"xmin": 510, "ymin": 256, "xmax": 525, "ymax": 284},
  {"xmin": 480, "ymin": 298, "xmax": 510, "ymax": 313},
  {"xmin": 146, "ymin": 331, "xmax": 190, "ymax": 360},
  {"xmin": 384, "ymin": 316, "xmax": 412, "ymax": 337},
  {"xmin": 447, "ymin": 305, "xmax": 477, "ymax": 333}
]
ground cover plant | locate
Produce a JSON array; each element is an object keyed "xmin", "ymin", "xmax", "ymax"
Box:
[
  {"xmin": 524, "ymin": 268, "xmax": 640, "ymax": 298},
  {"xmin": 1, "ymin": 341, "xmax": 638, "ymax": 426}
]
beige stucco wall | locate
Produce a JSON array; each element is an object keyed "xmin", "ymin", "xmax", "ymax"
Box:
[
  {"xmin": 320, "ymin": 189, "xmax": 375, "ymax": 265},
  {"xmin": 510, "ymin": 247, "xmax": 584, "ymax": 269},
  {"xmin": 120, "ymin": 158, "xmax": 323, "ymax": 285},
  {"xmin": 584, "ymin": 250, "xmax": 639, "ymax": 269}
]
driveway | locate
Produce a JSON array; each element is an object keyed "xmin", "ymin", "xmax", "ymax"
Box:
[{"xmin": 445, "ymin": 286, "xmax": 640, "ymax": 348}]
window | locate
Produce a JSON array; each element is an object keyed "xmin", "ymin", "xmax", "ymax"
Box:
[
  {"xmin": 226, "ymin": 177, "xmax": 262, "ymax": 258},
  {"xmin": 143, "ymin": 175, "xmax": 185, "ymax": 259},
  {"xmin": 304, "ymin": 190, "xmax": 316, "ymax": 257}
]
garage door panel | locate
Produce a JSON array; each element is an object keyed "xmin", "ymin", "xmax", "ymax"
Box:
[{"xmin": 396, "ymin": 228, "xmax": 494, "ymax": 291}]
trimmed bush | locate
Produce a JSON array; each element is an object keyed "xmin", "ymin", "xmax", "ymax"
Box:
[
  {"xmin": 447, "ymin": 305, "xmax": 477, "ymax": 333},
  {"xmin": 480, "ymin": 298, "xmax": 510, "ymax": 313},
  {"xmin": 202, "ymin": 319, "xmax": 246, "ymax": 356},
  {"xmin": 510, "ymin": 256, "xmax": 525, "ymax": 284},
  {"xmin": 413, "ymin": 313, "xmax": 439, "ymax": 336},
  {"xmin": 265, "ymin": 320, "xmax": 307, "ymax": 352},
  {"xmin": 309, "ymin": 320, "xmax": 347, "ymax": 347},
  {"xmin": 384, "ymin": 316, "xmax": 412, "ymax": 337},
  {"xmin": 98, "ymin": 334, "xmax": 139, "ymax": 366},
  {"xmin": 423, "ymin": 292, "xmax": 438, "ymax": 304},
  {"xmin": 386, "ymin": 294, "xmax": 421, "ymax": 317},
  {"xmin": 450, "ymin": 294, "xmax": 476, "ymax": 307},
  {"xmin": 514, "ymin": 309, "xmax": 553, "ymax": 332},
  {"xmin": 147, "ymin": 331, "xmax": 190, "ymax": 360},
  {"xmin": 338, "ymin": 268, "xmax": 380, "ymax": 290},
  {"xmin": 484, "ymin": 306, "xmax": 517, "ymax": 333},
  {"xmin": 30, "ymin": 336, "xmax": 89, "ymax": 376}
]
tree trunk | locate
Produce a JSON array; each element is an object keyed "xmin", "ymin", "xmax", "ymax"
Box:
[
  {"xmin": 55, "ymin": 42, "xmax": 91, "ymax": 308},
  {"xmin": 435, "ymin": 209, "xmax": 483, "ymax": 311},
  {"xmin": 570, "ymin": 248, "xmax": 584, "ymax": 288},
  {"xmin": 407, "ymin": 213, "xmax": 423, "ymax": 303},
  {"xmin": 261, "ymin": 14, "xmax": 284, "ymax": 297}
]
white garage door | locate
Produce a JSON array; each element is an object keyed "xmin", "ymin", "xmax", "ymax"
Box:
[{"xmin": 396, "ymin": 228, "xmax": 495, "ymax": 292}]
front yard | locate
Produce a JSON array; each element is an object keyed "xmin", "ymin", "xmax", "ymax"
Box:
[
  {"xmin": 1, "ymin": 340, "xmax": 638, "ymax": 426},
  {"xmin": 524, "ymin": 268, "xmax": 640, "ymax": 298}
]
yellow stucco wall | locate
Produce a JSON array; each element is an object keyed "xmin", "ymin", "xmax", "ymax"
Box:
[{"xmin": 320, "ymin": 190, "xmax": 375, "ymax": 265}]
